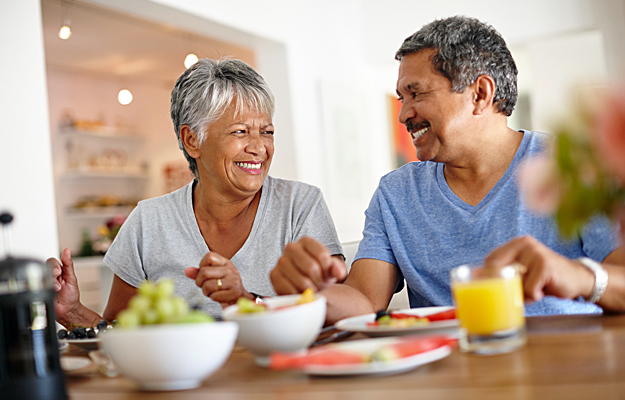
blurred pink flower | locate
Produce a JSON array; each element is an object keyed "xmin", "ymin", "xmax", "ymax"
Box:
[
  {"xmin": 517, "ymin": 155, "xmax": 562, "ymax": 215},
  {"xmin": 593, "ymin": 89, "xmax": 625, "ymax": 184},
  {"xmin": 106, "ymin": 214, "xmax": 126, "ymax": 230}
]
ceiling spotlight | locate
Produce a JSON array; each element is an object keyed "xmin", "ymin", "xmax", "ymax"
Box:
[
  {"xmin": 184, "ymin": 53, "xmax": 198, "ymax": 69},
  {"xmin": 59, "ymin": 0, "xmax": 73, "ymax": 40},
  {"xmin": 58, "ymin": 24, "xmax": 72, "ymax": 40},
  {"xmin": 118, "ymin": 89, "xmax": 133, "ymax": 105}
]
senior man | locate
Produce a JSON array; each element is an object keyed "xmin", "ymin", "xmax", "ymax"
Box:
[{"xmin": 271, "ymin": 16, "xmax": 622, "ymax": 324}]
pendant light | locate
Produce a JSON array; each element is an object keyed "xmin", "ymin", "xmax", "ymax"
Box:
[
  {"xmin": 183, "ymin": 33, "xmax": 198, "ymax": 68},
  {"xmin": 58, "ymin": 0, "xmax": 73, "ymax": 40},
  {"xmin": 184, "ymin": 53, "xmax": 199, "ymax": 69},
  {"xmin": 118, "ymin": 89, "xmax": 133, "ymax": 105}
]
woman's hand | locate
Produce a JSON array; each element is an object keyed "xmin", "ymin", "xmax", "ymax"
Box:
[
  {"xmin": 270, "ymin": 236, "xmax": 347, "ymax": 295},
  {"xmin": 185, "ymin": 252, "xmax": 251, "ymax": 309},
  {"xmin": 47, "ymin": 248, "xmax": 83, "ymax": 326},
  {"xmin": 484, "ymin": 235, "xmax": 594, "ymax": 302}
]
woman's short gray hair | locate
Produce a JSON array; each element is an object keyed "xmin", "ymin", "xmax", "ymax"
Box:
[
  {"xmin": 395, "ymin": 16, "xmax": 517, "ymax": 117},
  {"xmin": 170, "ymin": 58, "xmax": 275, "ymax": 177}
]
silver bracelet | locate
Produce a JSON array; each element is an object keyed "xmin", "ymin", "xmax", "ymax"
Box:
[{"xmin": 578, "ymin": 257, "xmax": 608, "ymax": 303}]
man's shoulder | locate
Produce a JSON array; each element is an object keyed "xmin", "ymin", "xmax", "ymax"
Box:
[{"xmin": 520, "ymin": 130, "xmax": 554, "ymax": 155}]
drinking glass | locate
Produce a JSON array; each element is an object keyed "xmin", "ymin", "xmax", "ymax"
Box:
[{"xmin": 450, "ymin": 264, "xmax": 526, "ymax": 355}]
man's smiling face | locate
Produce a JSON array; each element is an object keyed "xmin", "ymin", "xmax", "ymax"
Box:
[{"xmin": 396, "ymin": 49, "xmax": 475, "ymax": 164}]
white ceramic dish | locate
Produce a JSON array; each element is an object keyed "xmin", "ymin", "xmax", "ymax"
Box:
[
  {"xmin": 101, "ymin": 321, "xmax": 238, "ymax": 391},
  {"xmin": 58, "ymin": 337, "xmax": 100, "ymax": 351},
  {"xmin": 335, "ymin": 306, "xmax": 459, "ymax": 337},
  {"xmin": 223, "ymin": 294, "xmax": 326, "ymax": 366},
  {"xmin": 302, "ymin": 336, "xmax": 453, "ymax": 376},
  {"xmin": 58, "ymin": 341, "xmax": 69, "ymax": 353},
  {"xmin": 60, "ymin": 356, "xmax": 91, "ymax": 372}
]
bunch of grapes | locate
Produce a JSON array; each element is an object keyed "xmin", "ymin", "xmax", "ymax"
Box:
[{"xmin": 116, "ymin": 279, "xmax": 214, "ymax": 328}]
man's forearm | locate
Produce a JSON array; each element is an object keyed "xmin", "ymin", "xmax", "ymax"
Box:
[
  {"xmin": 597, "ymin": 265, "xmax": 625, "ymax": 313},
  {"xmin": 321, "ymin": 283, "xmax": 377, "ymax": 326}
]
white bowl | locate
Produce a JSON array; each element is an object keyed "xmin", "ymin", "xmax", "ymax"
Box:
[
  {"xmin": 223, "ymin": 294, "xmax": 326, "ymax": 366},
  {"xmin": 101, "ymin": 321, "xmax": 237, "ymax": 391}
]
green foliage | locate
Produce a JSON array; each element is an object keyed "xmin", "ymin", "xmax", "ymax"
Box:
[{"xmin": 553, "ymin": 119, "xmax": 625, "ymax": 238}]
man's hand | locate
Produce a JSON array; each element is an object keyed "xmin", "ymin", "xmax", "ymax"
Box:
[
  {"xmin": 270, "ymin": 236, "xmax": 347, "ymax": 295},
  {"xmin": 185, "ymin": 252, "xmax": 250, "ymax": 309},
  {"xmin": 484, "ymin": 236, "xmax": 594, "ymax": 302}
]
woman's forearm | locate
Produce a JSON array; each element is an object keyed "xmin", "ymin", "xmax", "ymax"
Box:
[{"xmin": 56, "ymin": 303, "xmax": 103, "ymax": 329}]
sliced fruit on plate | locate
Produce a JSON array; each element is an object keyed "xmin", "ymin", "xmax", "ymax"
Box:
[
  {"xmin": 366, "ymin": 308, "xmax": 456, "ymax": 327},
  {"xmin": 270, "ymin": 349, "xmax": 369, "ymax": 370},
  {"xmin": 391, "ymin": 308, "xmax": 457, "ymax": 322},
  {"xmin": 269, "ymin": 335, "xmax": 456, "ymax": 370},
  {"xmin": 372, "ymin": 336, "xmax": 456, "ymax": 362}
]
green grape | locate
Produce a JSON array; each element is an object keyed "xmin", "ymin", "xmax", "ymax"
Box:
[
  {"xmin": 172, "ymin": 296, "xmax": 190, "ymax": 318},
  {"xmin": 173, "ymin": 310, "xmax": 215, "ymax": 324},
  {"xmin": 141, "ymin": 308, "xmax": 159, "ymax": 325},
  {"xmin": 118, "ymin": 280, "xmax": 214, "ymax": 328},
  {"xmin": 155, "ymin": 297, "xmax": 175, "ymax": 322},
  {"xmin": 129, "ymin": 294, "xmax": 151, "ymax": 314},
  {"xmin": 237, "ymin": 297, "xmax": 267, "ymax": 313},
  {"xmin": 138, "ymin": 281, "xmax": 157, "ymax": 298},
  {"xmin": 117, "ymin": 309, "xmax": 141, "ymax": 328},
  {"xmin": 155, "ymin": 279, "xmax": 175, "ymax": 299}
]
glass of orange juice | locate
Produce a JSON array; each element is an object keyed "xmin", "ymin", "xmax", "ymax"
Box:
[{"xmin": 450, "ymin": 264, "xmax": 526, "ymax": 355}]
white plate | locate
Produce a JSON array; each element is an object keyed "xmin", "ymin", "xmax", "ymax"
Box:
[
  {"xmin": 60, "ymin": 356, "xmax": 91, "ymax": 372},
  {"xmin": 302, "ymin": 336, "xmax": 453, "ymax": 376},
  {"xmin": 335, "ymin": 306, "xmax": 459, "ymax": 337},
  {"xmin": 59, "ymin": 338, "xmax": 100, "ymax": 350}
]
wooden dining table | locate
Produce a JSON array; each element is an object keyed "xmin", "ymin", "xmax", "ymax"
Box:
[{"xmin": 63, "ymin": 313, "xmax": 625, "ymax": 399}]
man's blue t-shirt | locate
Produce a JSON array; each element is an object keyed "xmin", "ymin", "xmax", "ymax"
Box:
[{"xmin": 355, "ymin": 130, "xmax": 620, "ymax": 316}]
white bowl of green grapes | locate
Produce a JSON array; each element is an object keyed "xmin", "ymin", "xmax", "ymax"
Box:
[{"xmin": 100, "ymin": 279, "xmax": 238, "ymax": 391}]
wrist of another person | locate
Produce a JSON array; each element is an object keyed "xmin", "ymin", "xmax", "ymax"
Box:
[
  {"xmin": 57, "ymin": 303, "xmax": 102, "ymax": 329},
  {"xmin": 575, "ymin": 258, "xmax": 607, "ymax": 302}
]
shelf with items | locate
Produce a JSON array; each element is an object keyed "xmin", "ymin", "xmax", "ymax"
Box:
[
  {"xmin": 60, "ymin": 127, "xmax": 147, "ymax": 176},
  {"xmin": 54, "ymin": 125, "xmax": 149, "ymax": 258},
  {"xmin": 65, "ymin": 205, "xmax": 136, "ymax": 219},
  {"xmin": 60, "ymin": 170, "xmax": 148, "ymax": 179}
]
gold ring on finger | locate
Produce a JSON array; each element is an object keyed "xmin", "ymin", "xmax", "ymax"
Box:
[{"xmin": 217, "ymin": 278, "xmax": 223, "ymax": 291}]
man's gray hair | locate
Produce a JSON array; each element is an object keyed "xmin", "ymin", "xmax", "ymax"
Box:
[
  {"xmin": 170, "ymin": 58, "xmax": 275, "ymax": 178},
  {"xmin": 395, "ymin": 16, "xmax": 517, "ymax": 116}
]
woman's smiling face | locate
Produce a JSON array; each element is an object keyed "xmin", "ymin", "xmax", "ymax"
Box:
[{"xmin": 194, "ymin": 100, "xmax": 274, "ymax": 199}]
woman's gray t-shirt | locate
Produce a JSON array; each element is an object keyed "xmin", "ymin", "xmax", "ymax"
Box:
[{"xmin": 103, "ymin": 176, "xmax": 343, "ymax": 317}]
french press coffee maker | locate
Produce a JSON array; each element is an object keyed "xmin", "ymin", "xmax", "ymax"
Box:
[{"xmin": 0, "ymin": 212, "xmax": 68, "ymax": 399}]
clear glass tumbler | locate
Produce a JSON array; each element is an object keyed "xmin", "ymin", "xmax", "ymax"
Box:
[{"xmin": 450, "ymin": 264, "xmax": 526, "ymax": 355}]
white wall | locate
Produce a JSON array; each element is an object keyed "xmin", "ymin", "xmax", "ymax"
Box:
[
  {"xmin": 0, "ymin": 0, "xmax": 58, "ymax": 260},
  {"xmin": 526, "ymin": 30, "xmax": 608, "ymax": 133}
]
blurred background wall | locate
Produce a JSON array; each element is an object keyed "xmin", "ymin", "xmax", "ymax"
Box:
[{"xmin": 2, "ymin": 0, "xmax": 625, "ymax": 261}]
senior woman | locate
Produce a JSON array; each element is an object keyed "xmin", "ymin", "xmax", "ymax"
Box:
[{"xmin": 50, "ymin": 58, "xmax": 346, "ymax": 327}]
